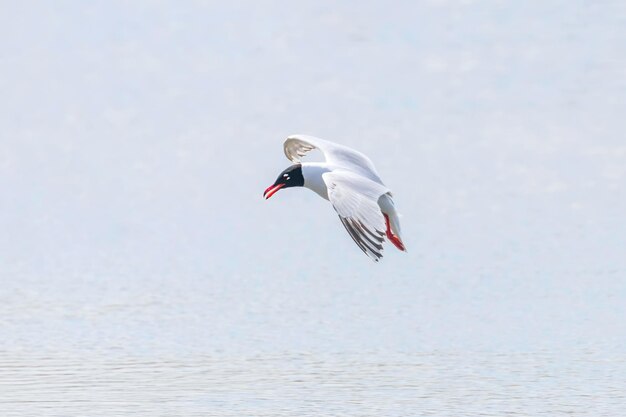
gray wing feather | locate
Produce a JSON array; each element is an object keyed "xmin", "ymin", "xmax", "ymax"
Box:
[
  {"xmin": 323, "ymin": 171, "xmax": 389, "ymax": 262},
  {"xmin": 284, "ymin": 135, "xmax": 385, "ymax": 185}
]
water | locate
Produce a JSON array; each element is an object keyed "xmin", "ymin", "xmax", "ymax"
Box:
[
  {"xmin": 1, "ymin": 1, "xmax": 625, "ymax": 415},
  {"xmin": 2, "ymin": 351, "xmax": 624, "ymax": 416}
]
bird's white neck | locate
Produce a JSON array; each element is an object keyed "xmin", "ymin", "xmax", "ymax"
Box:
[{"xmin": 301, "ymin": 163, "xmax": 332, "ymax": 200}]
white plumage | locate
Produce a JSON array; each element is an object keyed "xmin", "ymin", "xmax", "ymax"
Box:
[{"xmin": 266, "ymin": 134, "xmax": 406, "ymax": 262}]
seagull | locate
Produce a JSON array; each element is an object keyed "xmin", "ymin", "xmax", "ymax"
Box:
[{"xmin": 264, "ymin": 134, "xmax": 406, "ymax": 262}]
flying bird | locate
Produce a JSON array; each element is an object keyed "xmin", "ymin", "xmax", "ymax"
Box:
[{"xmin": 264, "ymin": 135, "xmax": 406, "ymax": 262}]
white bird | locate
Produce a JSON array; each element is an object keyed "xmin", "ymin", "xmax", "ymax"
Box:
[{"xmin": 264, "ymin": 134, "xmax": 406, "ymax": 262}]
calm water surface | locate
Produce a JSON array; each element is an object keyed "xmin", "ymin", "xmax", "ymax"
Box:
[
  {"xmin": 1, "ymin": 1, "xmax": 625, "ymax": 415},
  {"xmin": 2, "ymin": 350, "xmax": 625, "ymax": 416}
]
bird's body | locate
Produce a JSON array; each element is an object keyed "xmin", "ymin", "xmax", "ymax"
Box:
[{"xmin": 264, "ymin": 135, "xmax": 406, "ymax": 262}]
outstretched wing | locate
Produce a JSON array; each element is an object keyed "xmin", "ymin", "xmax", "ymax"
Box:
[
  {"xmin": 284, "ymin": 134, "xmax": 384, "ymax": 184},
  {"xmin": 322, "ymin": 171, "xmax": 390, "ymax": 262}
]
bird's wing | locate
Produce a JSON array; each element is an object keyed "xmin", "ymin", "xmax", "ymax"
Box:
[
  {"xmin": 322, "ymin": 171, "xmax": 390, "ymax": 262},
  {"xmin": 284, "ymin": 134, "xmax": 384, "ymax": 184}
]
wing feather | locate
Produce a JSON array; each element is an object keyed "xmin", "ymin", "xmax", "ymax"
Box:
[
  {"xmin": 323, "ymin": 171, "xmax": 389, "ymax": 262},
  {"xmin": 284, "ymin": 135, "xmax": 384, "ymax": 184}
]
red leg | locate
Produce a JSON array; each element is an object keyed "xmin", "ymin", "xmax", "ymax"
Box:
[{"xmin": 384, "ymin": 214, "xmax": 406, "ymax": 252}]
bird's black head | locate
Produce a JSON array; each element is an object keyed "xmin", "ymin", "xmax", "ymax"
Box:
[{"xmin": 263, "ymin": 164, "xmax": 304, "ymax": 199}]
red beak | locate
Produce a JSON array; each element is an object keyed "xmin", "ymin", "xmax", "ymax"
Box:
[{"xmin": 263, "ymin": 183, "xmax": 285, "ymax": 200}]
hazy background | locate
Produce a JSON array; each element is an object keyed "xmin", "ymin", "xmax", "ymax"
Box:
[{"xmin": 1, "ymin": 1, "xmax": 625, "ymax": 415}]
